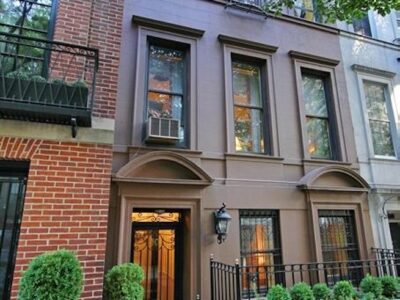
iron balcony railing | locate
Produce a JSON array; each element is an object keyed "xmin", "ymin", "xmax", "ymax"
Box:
[
  {"xmin": 210, "ymin": 254, "xmax": 400, "ymax": 300},
  {"xmin": 0, "ymin": 31, "xmax": 99, "ymax": 126}
]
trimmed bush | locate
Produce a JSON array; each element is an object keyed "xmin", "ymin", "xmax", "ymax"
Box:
[
  {"xmin": 104, "ymin": 263, "xmax": 144, "ymax": 300},
  {"xmin": 332, "ymin": 281, "xmax": 354, "ymax": 300},
  {"xmin": 313, "ymin": 283, "xmax": 331, "ymax": 300},
  {"xmin": 360, "ymin": 275, "xmax": 383, "ymax": 298},
  {"xmin": 290, "ymin": 282, "xmax": 314, "ymax": 300},
  {"xmin": 267, "ymin": 285, "xmax": 291, "ymax": 300},
  {"xmin": 18, "ymin": 249, "xmax": 83, "ymax": 300},
  {"xmin": 380, "ymin": 276, "xmax": 399, "ymax": 298},
  {"xmin": 361, "ymin": 292, "xmax": 375, "ymax": 300}
]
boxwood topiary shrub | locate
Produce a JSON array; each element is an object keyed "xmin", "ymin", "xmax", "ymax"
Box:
[
  {"xmin": 104, "ymin": 263, "xmax": 144, "ymax": 300},
  {"xmin": 332, "ymin": 281, "xmax": 355, "ymax": 300},
  {"xmin": 360, "ymin": 275, "xmax": 383, "ymax": 299},
  {"xmin": 18, "ymin": 249, "xmax": 83, "ymax": 300},
  {"xmin": 267, "ymin": 285, "xmax": 291, "ymax": 300},
  {"xmin": 312, "ymin": 283, "xmax": 331, "ymax": 300},
  {"xmin": 380, "ymin": 276, "xmax": 399, "ymax": 299},
  {"xmin": 290, "ymin": 282, "xmax": 314, "ymax": 300}
]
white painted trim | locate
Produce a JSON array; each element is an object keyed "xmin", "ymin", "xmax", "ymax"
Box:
[{"xmin": 354, "ymin": 72, "xmax": 399, "ymax": 160}]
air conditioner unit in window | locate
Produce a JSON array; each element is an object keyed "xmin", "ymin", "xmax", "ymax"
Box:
[{"xmin": 146, "ymin": 116, "xmax": 180, "ymax": 143}]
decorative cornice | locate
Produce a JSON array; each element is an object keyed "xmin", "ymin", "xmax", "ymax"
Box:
[
  {"xmin": 289, "ymin": 50, "xmax": 340, "ymax": 66},
  {"xmin": 218, "ymin": 34, "xmax": 278, "ymax": 53},
  {"xmin": 132, "ymin": 15, "xmax": 205, "ymax": 38},
  {"xmin": 352, "ymin": 64, "xmax": 396, "ymax": 78},
  {"xmin": 298, "ymin": 165, "xmax": 370, "ymax": 191}
]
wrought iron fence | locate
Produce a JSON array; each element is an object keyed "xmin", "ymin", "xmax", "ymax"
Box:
[
  {"xmin": 210, "ymin": 255, "xmax": 400, "ymax": 300},
  {"xmin": 0, "ymin": 31, "xmax": 98, "ymax": 125}
]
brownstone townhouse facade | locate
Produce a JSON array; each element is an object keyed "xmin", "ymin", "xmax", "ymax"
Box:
[
  {"xmin": 106, "ymin": 0, "xmax": 377, "ymax": 299},
  {"xmin": 0, "ymin": 0, "xmax": 123, "ymax": 299},
  {"xmin": 0, "ymin": 0, "xmax": 391, "ymax": 300}
]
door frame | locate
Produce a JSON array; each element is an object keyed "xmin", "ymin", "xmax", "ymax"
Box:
[
  {"xmin": 116, "ymin": 194, "xmax": 201, "ymax": 300},
  {"xmin": 131, "ymin": 209, "xmax": 184, "ymax": 299}
]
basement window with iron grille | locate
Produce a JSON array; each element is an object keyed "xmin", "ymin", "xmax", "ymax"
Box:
[
  {"xmin": 318, "ymin": 210, "xmax": 360, "ymax": 262},
  {"xmin": 239, "ymin": 210, "xmax": 283, "ymax": 296}
]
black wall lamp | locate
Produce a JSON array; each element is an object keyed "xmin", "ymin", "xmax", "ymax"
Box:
[{"xmin": 214, "ymin": 203, "xmax": 232, "ymax": 244}]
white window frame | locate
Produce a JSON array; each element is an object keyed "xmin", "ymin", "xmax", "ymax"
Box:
[{"xmin": 356, "ymin": 73, "xmax": 399, "ymax": 160}]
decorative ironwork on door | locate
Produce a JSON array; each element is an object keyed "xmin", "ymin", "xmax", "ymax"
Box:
[{"xmin": 132, "ymin": 210, "xmax": 183, "ymax": 300}]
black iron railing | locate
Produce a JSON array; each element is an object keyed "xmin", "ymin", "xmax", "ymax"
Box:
[
  {"xmin": 210, "ymin": 255, "xmax": 400, "ymax": 300},
  {"xmin": 0, "ymin": 31, "xmax": 99, "ymax": 126}
]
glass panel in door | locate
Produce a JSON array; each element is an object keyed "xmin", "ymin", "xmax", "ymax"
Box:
[{"xmin": 132, "ymin": 211, "xmax": 182, "ymax": 300}]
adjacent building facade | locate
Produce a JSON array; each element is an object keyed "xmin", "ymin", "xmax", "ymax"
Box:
[
  {"xmin": 107, "ymin": 0, "xmax": 377, "ymax": 299},
  {"xmin": 0, "ymin": 0, "xmax": 123, "ymax": 299},
  {"xmin": 337, "ymin": 11, "xmax": 400, "ymax": 251}
]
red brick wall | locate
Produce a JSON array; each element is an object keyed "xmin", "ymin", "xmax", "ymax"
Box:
[
  {"xmin": 53, "ymin": 0, "xmax": 124, "ymax": 119},
  {"xmin": 1, "ymin": 137, "xmax": 112, "ymax": 300}
]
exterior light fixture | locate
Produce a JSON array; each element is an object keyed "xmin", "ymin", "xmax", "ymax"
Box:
[{"xmin": 214, "ymin": 203, "xmax": 232, "ymax": 244}]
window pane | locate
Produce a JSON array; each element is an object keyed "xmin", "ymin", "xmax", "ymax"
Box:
[
  {"xmin": 148, "ymin": 45, "xmax": 184, "ymax": 94},
  {"xmin": 353, "ymin": 16, "xmax": 372, "ymax": 37},
  {"xmin": 294, "ymin": 0, "xmax": 316, "ymax": 21},
  {"xmin": 363, "ymin": 82, "xmax": 396, "ymax": 156},
  {"xmin": 364, "ymin": 82, "xmax": 389, "ymax": 121},
  {"xmin": 0, "ymin": 1, "xmax": 23, "ymax": 33},
  {"xmin": 0, "ymin": 1, "xmax": 52, "ymax": 35},
  {"xmin": 148, "ymin": 92, "xmax": 182, "ymax": 120},
  {"xmin": 240, "ymin": 211, "xmax": 281, "ymax": 297},
  {"xmin": 397, "ymin": 11, "xmax": 400, "ymax": 30},
  {"xmin": 232, "ymin": 61, "xmax": 262, "ymax": 107},
  {"xmin": 234, "ymin": 107, "xmax": 264, "ymax": 153},
  {"xmin": 319, "ymin": 210, "xmax": 359, "ymax": 262},
  {"xmin": 306, "ymin": 117, "xmax": 332, "ymax": 159},
  {"xmin": 318, "ymin": 210, "xmax": 360, "ymax": 286},
  {"xmin": 369, "ymin": 120, "xmax": 395, "ymax": 156},
  {"xmin": 302, "ymin": 74, "xmax": 328, "ymax": 117}
]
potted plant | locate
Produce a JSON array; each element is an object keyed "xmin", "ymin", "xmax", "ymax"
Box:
[
  {"xmin": 68, "ymin": 78, "xmax": 89, "ymax": 108},
  {"xmin": 2, "ymin": 70, "xmax": 31, "ymax": 100}
]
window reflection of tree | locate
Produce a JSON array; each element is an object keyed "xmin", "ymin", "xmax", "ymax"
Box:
[
  {"xmin": 364, "ymin": 82, "xmax": 395, "ymax": 157},
  {"xmin": 302, "ymin": 73, "xmax": 332, "ymax": 159},
  {"xmin": 233, "ymin": 61, "xmax": 264, "ymax": 153},
  {"xmin": 0, "ymin": 0, "xmax": 54, "ymax": 76}
]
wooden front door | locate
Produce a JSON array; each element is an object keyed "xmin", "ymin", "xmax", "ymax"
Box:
[{"xmin": 131, "ymin": 210, "xmax": 183, "ymax": 300}]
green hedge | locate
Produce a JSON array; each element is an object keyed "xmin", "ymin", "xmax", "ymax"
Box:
[
  {"xmin": 18, "ymin": 250, "xmax": 83, "ymax": 300},
  {"xmin": 104, "ymin": 263, "xmax": 144, "ymax": 300}
]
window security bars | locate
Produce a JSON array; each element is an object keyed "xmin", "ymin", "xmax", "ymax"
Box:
[
  {"xmin": 239, "ymin": 210, "xmax": 282, "ymax": 297},
  {"xmin": 0, "ymin": 31, "xmax": 98, "ymax": 126},
  {"xmin": 210, "ymin": 256, "xmax": 400, "ymax": 300},
  {"xmin": 318, "ymin": 210, "xmax": 360, "ymax": 263},
  {"xmin": 0, "ymin": 175, "xmax": 27, "ymax": 300}
]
